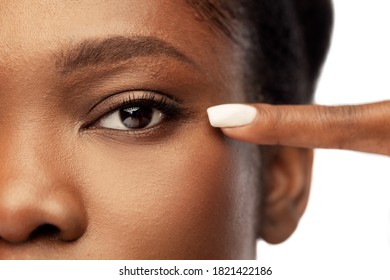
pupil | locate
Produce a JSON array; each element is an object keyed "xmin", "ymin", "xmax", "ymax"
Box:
[{"xmin": 119, "ymin": 106, "xmax": 153, "ymax": 129}]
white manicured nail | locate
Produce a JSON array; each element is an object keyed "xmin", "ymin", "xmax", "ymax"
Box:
[{"xmin": 207, "ymin": 104, "xmax": 257, "ymax": 128}]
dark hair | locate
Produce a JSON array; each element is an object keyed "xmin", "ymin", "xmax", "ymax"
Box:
[{"xmin": 187, "ymin": 0, "xmax": 333, "ymax": 104}]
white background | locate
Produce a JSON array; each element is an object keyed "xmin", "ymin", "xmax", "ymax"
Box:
[{"xmin": 257, "ymin": 1, "xmax": 390, "ymax": 279}]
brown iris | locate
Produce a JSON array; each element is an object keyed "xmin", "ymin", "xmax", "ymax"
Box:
[{"xmin": 119, "ymin": 106, "xmax": 154, "ymax": 129}]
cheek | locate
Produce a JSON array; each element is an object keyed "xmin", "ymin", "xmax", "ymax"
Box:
[{"xmin": 75, "ymin": 123, "xmax": 259, "ymax": 259}]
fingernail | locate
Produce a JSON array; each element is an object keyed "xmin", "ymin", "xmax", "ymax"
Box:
[{"xmin": 207, "ymin": 104, "xmax": 257, "ymax": 128}]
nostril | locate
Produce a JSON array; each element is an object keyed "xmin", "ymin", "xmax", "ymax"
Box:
[
  {"xmin": 29, "ymin": 224, "xmax": 60, "ymax": 241},
  {"xmin": 0, "ymin": 179, "xmax": 88, "ymax": 243}
]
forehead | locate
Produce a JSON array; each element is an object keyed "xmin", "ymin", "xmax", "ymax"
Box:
[
  {"xmin": 186, "ymin": 0, "xmax": 240, "ymax": 41},
  {"xmin": 0, "ymin": 0, "xmax": 235, "ymax": 61},
  {"xmin": 0, "ymin": 0, "xmax": 247, "ymax": 106},
  {"xmin": 1, "ymin": 1, "xmax": 184, "ymax": 47}
]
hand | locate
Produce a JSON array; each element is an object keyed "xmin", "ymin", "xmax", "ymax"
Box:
[{"xmin": 207, "ymin": 101, "xmax": 390, "ymax": 156}]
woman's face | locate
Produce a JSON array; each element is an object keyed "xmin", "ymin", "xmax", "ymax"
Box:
[{"xmin": 0, "ymin": 0, "xmax": 261, "ymax": 259}]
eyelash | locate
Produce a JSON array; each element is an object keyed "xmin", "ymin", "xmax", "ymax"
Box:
[
  {"xmin": 105, "ymin": 93, "xmax": 182, "ymax": 121},
  {"xmin": 85, "ymin": 91, "xmax": 188, "ymax": 134}
]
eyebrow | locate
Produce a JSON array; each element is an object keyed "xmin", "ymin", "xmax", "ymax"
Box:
[{"xmin": 56, "ymin": 36, "xmax": 196, "ymax": 74}]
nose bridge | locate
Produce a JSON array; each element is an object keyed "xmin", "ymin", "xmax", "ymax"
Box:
[
  {"xmin": 0, "ymin": 117, "xmax": 53, "ymax": 178},
  {"xmin": 0, "ymin": 66, "xmax": 75, "ymax": 198}
]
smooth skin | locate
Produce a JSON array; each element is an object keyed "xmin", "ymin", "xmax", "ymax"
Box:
[
  {"xmin": 220, "ymin": 101, "xmax": 390, "ymax": 156},
  {"xmin": 0, "ymin": 0, "xmax": 311, "ymax": 259}
]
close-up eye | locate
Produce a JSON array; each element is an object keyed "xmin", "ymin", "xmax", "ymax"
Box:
[
  {"xmin": 100, "ymin": 106, "xmax": 164, "ymax": 130},
  {"xmin": 89, "ymin": 91, "xmax": 188, "ymax": 133}
]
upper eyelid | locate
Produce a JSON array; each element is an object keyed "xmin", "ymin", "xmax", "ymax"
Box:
[
  {"xmin": 87, "ymin": 90, "xmax": 180, "ymax": 115},
  {"xmin": 104, "ymin": 93, "xmax": 171, "ymax": 113},
  {"xmin": 103, "ymin": 98, "xmax": 179, "ymax": 122}
]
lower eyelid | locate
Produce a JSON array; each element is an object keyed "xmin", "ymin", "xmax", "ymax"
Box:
[{"xmin": 83, "ymin": 119, "xmax": 177, "ymax": 144}]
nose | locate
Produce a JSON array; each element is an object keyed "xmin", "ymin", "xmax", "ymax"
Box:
[{"xmin": 0, "ymin": 177, "xmax": 87, "ymax": 243}]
